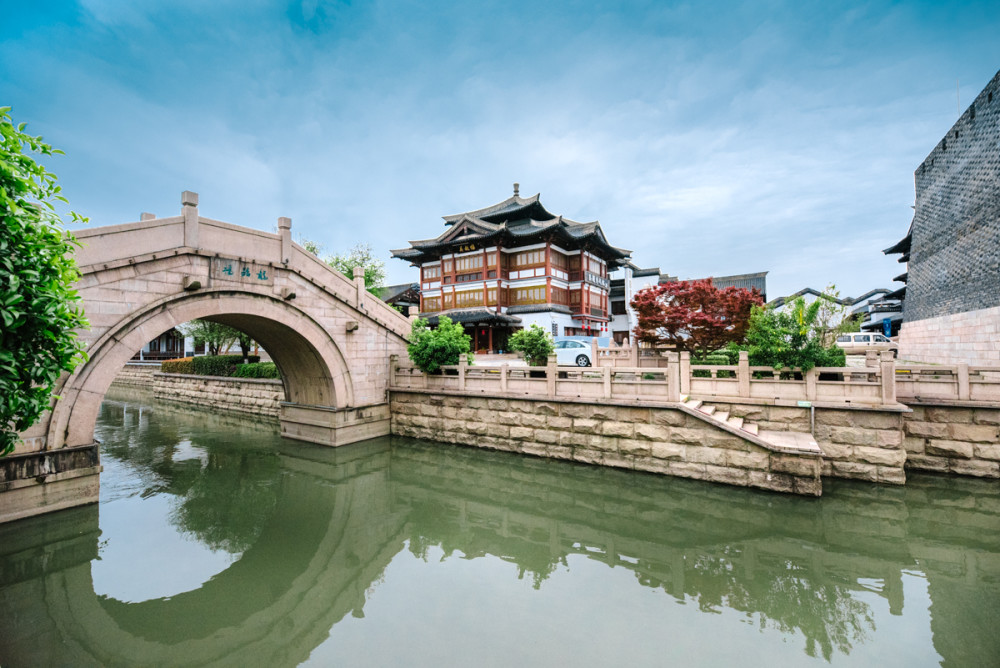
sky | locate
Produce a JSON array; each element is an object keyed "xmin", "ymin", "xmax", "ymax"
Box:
[{"xmin": 3, "ymin": 0, "xmax": 998, "ymax": 301}]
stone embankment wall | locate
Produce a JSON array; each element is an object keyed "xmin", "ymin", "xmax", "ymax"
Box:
[
  {"xmin": 149, "ymin": 372, "xmax": 283, "ymax": 418},
  {"xmin": 903, "ymin": 403, "xmax": 1000, "ymax": 478},
  {"xmin": 708, "ymin": 402, "xmax": 907, "ymax": 484},
  {"xmin": 112, "ymin": 362, "xmax": 161, "ymax": 386},
  {"xmin": 390, "ymin": 391, "xmax": 823, "ymax": 496}
]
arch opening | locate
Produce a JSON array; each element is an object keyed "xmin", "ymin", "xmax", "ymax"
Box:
[{"xmin": 50, "ymin": 290, "xmax": 353, "ymax": 450}]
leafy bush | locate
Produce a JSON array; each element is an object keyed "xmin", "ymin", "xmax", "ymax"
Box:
[
  {"xmin": 1, "ymin": 108, "xmax": 89, "ymax": 455},
  {"xmin": 744, "ymin": 300, "xmax": 846, "ymax": 372},
  {"xmin": 691, "ymin": 353, "xmax": 730, "ymax": 366},
  {"xmin": 161, "ymin": 357, "xmax": 195, "ymax": 374},
  {"xmin": 407, "ymin": 316, "xmax": 472, "ymax": 373},
  {"xmin": 191, "ymin": 355, "xmax": 260, "ymax": 377},
  {"xmin": 231, "ymin": 362, "xmax": 280, "ymax": 379},
  {"xmin": 508, "ymin": 324, "xmax": 555, "ymax": 367}
]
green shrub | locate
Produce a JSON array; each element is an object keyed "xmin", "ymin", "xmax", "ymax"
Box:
[
  {"xmin": 191, "ymin": 354, "xmax": 260, "ymax": 377},
  {"xmin": 508, "ymin": 324, "xmax": 555, "ymax": 367},
  {"xmin": 691, "ymin": 353, "xmax": 730, "ymax": 366},
  {"xmin": 161, "ymin": 357, "xmax": 195, "ymax": 374},
  {"xmin": 232, "ymin": 362, "xmax": 280, "ymax": 379},
  {"xmin": 407, "ymin": 316, "xmax": 472, "ymax": 374}
]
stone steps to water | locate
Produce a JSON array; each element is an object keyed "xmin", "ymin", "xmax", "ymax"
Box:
[
  {"xmin": 727, "ymin": 416, "xmax": 744, "ymax": 430},
  {"xmin": 742, "ymin": 422, "xmax": 758, "ymax": 435},
  {"xmin": 699, "ymin": 405, "xmax": 717, "ymax": 416},
  {"xmin": 757, "ymin": 429, "xmax": 821, "ymax": 453},
  {"xmin": 683, "ymin": 397, "xmax": 817, "ymax": 452}
]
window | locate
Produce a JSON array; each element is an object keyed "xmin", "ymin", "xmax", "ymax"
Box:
[
  {"xmin": 836, "ymin": 335, "xmax": 851, "ymax": 343},
  {"xmin": 611, "ymin": 300, "xmax": 626, "ymax": 315},
  {"xmin": 554, "ymin": 341, "xmax": 567, "ymax": 349},
  {"xmin": 515, "ymin": 250, "xmax": 544, "ymax": 267},
  {"xmin": 551, "ymin": 322, "xmax": 558, "ymax": 337},
  {"xmin": 422, "ymin": 265, "xmax": 440, "ymax": 280},
  {"xmin": 443, "ymin": 259, "xmax": 453, "ymax": 273},
  {"xmin": 512, "ymin": 286, "xmax": 546, "ymax": 304},
  {"xmin": 456, "ymin": 255, "xmax": 483, "ymax": 272},
  {"xmin": 853, "ymin": 335, "xmax": 870, "ymax": 343},
  {"xmin": 422, "ymin": 296, "xmax": 441, "ymax": 311},
  {"xmin": 551, "ymin": 252, "xmax": 568, "ymax": 269},
  {"xmin": 454, "ymin": 290, "xmax": 483, "ymax": 308}
]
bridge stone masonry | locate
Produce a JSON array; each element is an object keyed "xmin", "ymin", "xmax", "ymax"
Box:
[{"xmin": 2, "ymin": 192, "xmax": 411, "ymax": 523}]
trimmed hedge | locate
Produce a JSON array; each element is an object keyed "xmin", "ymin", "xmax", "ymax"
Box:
[
  {"xmin": 231, "ymin": 362, "xmax": 280, "ymax": 379},
  {"xmin": 160, "ymin": 355, "xmax": 261, "ymax": 377},
  {"xmin": 161, "ymin": 357, "xmax": 195, "ymax": 374}
]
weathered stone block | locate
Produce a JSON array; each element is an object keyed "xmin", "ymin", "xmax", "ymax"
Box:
[
  {"xmin": 877, "ymin": 466, "xmax": 906, "ymax": 485},
  {"xmin": 487, "ymin": 398, "xmax": 508, "ymax": 411},
  {"xmin": 668, "ymin": 461, "xmax": 707, "ymax": 479},
  {"xmin": 903, "ymin": 436, "xmax": 927, "ymax": 454},
  {"xmin": 948, "ymin": 423, "xmax": 999, "ymax": 443},
  {"xmin": 770, "ymin": 454, "xmax": 820, "ymax": 477},
  {"xmin": 926, "ymin": 407, "xmax": 973, "ymax": 423},
  {"xmin": 666, "ymin": 426, "xmax": 704, "ymax": 444},
  {"xmin": 905, "ymin": 454, "xmax": 950, "ymax": 472},
  {"xmin": 650, "ymin": 442, "xmax": 684, "ymax": 460},
  {"xmin": 827, "ymin": 426, "xmax": 876, "ymax": 447},
  {"xmin": 818, "ymin": 442, "xmax": 853, "ymax": 460},
  {"xmin": 633, "ymin": 457, "xmax": 671, "ymax": 475},
  {"xmin": 548, "ymin": 416, "xmax": 573, "ymax": 429},
  {"xmin": 974, "ymin": 409, "xmax": 1000, "ymax": 425},
  {"xmin": 561, "ymin": 403, "xmax": 594, "ymax": 418},
  {"xmin": 950, "ymin": 459, "xmax": 1000, "ymax": 478},
  {"xmin": 634, "ymin": 424, "xmax": 670, "ymax": 441},
  {"xmin": 509, "ymin": 426, "xmax": 533, "ymax": 441},
  {"xmin": 748, "ymin": 470, "xmax": 795, "ymax": 494},
  {"xmin": 905, "ymin": 421, "xmax": 949, "ymax": 439},
  {"xmin": 602, "ymin": 421, "xmax": 634, "ymax": 438},
  {"xmin": 830, "ymin": 460, "xmax": 879, "ymax": 482},
  {"xmin": 687, "ymin": 446, "xmax": 728, "ymax": 466},
  {"xmin": 876, "ymin": 430, "xmax": 903, "ymax": 447},
  {"xmin": 926, "ymin": 439, "xmax": 974, "ymax": 459},
  {"xmin": 704, "ymin": 465, "xmax": 749, "ymax": 487},
  {"xmin": 534, "ymin": 430, "xmax": 559, "ymax": 444},
  {"xmin": 974, "ymin": 444, "xmax": 1000, "ymax": 461},
  {"xmin": 650, "ymin": 410, "xmax": 685, "ymax": 426},
  {"xmin": 619, "ymin": 439, "xmax": 652, "ymax": 457},
  {"xmin": 518, "ymin": 413, "xmax": 549, "ymax": 429},
  {"xmin": 573, "ymin": 449, "xmax": 602, "ymax": 465},
  {"xmin": 573, "ymin": 418, "xmax": 601, "ymax": 434},
  {"xmin": 727, "ymin": 449, "xmax": 769, "ymax": 470},
  {"xmin": 603, "ymin": 453, "xmax": 633, "ymax": 470},
  {"xmin": 486, "ymin": 424, "xmax": 510, "ymax": 439},
  {"xmin": 547, "ymin": 445, "xmax": 573, "ymax": 460},
  {"xmin": 521, "ymin": 442, "xmax": 548, "ymax": 457},
  {"xmin": 853, "ymin": 446, "xmax": 906, "ymax": 467},
  {"xmin": 533, "ymin": 402, "xmax": 559, "ymax": 415}
]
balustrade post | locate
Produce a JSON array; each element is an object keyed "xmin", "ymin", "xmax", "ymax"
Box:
[
  {"xmin": 666, "ymin": 351, "xmax": 680, "ymax": 402},
  {"xmin": 278, "ymin": 216, "xmax": 292, "ymax": 264},
  {"xmin": 500, "ymin": 363, "xmax": 508, "ymax": 393},
  {"xmin": 603, "ymin": 366, "xmax": 612, "ymax": 399},
  {"xmin": 865, "ymin": 350, "xmax": 879, "ymax": 368},
  {"xmin": 805, "ymin": 368, "xmax": 817, "ymax": 401},
  {"xmin": 458, "ymin": 355, "xmax": 467, "ymax": 391},
  {"xmin": 388, "ymin": 354, "xmax": 398, "ymax": 389},
  {"xmin": 738, "ymin": 351, "xmax": 751, "ymax": 398},
  {"xmin": 182, "ymin": 191, "xmax": 199, "ymax": 249},
  {"xmin": 629, "ymin": 344, "xmax": 639, "ymax": 367},
  {"xmin": 880, "ymin": 350, "xmax": 896, "ymax": 405},
  {"xmin": 547, "ymin": 354, "xmax": 558, "ymax": 397},
  {"xmin": 679, "ymin": 351, "xmax": 691, "ymax": 395},
  {"xmin": 592, "ymin": 338, "xmax": 599, "ymax": 366},
  {"xmin": 353, "ymin": 266, "xmax": 365, "ymax": 310},
  {"xmin": 957, "ymin": 363, "xmax": 971, "ymax": 401}
]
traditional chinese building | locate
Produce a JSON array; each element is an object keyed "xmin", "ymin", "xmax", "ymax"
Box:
[{"xmin": 392, "ymin": 185, "xmax": 631, "ymax": 352}]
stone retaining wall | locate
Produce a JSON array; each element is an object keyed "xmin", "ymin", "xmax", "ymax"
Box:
[
  {"xmin": 390, "ymin": 391, "xmax": 823, "ymax": 496},
  {"xmin": 112, "ymin": 362, "xmax": 161, "ymax": 386},
  {"xmin": 713, "ymin": 402, "xmax": 907, "ymax": 484},
  {"xmin": 150, "ymin": 372, "xmax": 283, "ymax": 418},
  {"xmin": 903, "ymin": 403, "xmax": 1000, "ymax": 478}
]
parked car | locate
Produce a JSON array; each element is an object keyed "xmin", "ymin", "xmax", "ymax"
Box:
[
  {"xmin": 554, "ymin": 339, "xmax": 592, "ymax": 366},
  {"xmin": 835, "ymin": 332, "xmax": 899, "ymax": 357}
]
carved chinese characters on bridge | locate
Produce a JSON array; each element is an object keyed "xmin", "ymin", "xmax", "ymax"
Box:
[{"xmin": 210, "ymin": 258, "xmax": 275, "ymax": 286}]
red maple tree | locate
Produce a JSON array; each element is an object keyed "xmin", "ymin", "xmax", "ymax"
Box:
[{"xmin": 630, "ymin": 279, "xmax": 763, "ymax": 357}]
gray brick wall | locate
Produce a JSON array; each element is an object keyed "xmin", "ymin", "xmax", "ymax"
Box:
[{"xmin": 905, "ymin": 70, "xmax": 1000, "ymax": 322}]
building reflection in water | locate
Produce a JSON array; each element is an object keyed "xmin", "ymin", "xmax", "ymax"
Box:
[{"xmin": 0, "ymin": 387, "xmax": 997, "ymax": 666}]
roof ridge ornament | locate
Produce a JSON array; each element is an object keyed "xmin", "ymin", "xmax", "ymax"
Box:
[{"xmin": 513, "ymin": 182, "xmax": 519, "ymax": 197}]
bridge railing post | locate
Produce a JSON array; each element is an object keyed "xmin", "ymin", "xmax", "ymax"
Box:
[
  {"xmin": 458, "ymin": 355, "xmax": 467, "ymax": 391},
  {"xmin": 353, "ymin": 266, "xmax": 365, "ymax": 310},
  {"xmin": 182, "ymin": 191, "xmax": 199, "ymax": 248},
  {"xmin": 388, "ymin": 354, "xmax": 398, "ymax": 389},
  {"xmin": 546, "ymin": 354, "xmax": 557, "ymax": 397},
  {"xmin": 278, "ymin": 217, "xmax": 292, "ymax": 265}
]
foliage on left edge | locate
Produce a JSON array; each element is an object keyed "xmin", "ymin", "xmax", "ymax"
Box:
[{"xmin": 0, "ymin": 108, "xmax": 89, "ymax": 456}]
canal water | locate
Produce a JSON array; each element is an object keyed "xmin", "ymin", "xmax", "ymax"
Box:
[{"xmin": 1, "ymin": 387, "xmax": 998, "ymax": 667}]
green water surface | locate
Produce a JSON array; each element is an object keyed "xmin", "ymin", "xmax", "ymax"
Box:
[{"xmin": 1, "ymin": 386, "xmax": 998, "ymax": 667}]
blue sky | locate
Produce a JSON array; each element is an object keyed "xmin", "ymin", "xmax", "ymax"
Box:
[{"xmin": 3, "ymin": 0, "xmax": 998, "ymax": 300}]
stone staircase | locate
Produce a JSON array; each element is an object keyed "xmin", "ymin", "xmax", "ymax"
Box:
[{"xmin": 681, "ymin": 396, "xmax": 821, "ymax": 455}]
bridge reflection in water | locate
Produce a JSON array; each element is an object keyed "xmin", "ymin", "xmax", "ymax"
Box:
[{"xmin": 1, "ymin": 387, "xmax": 997, "ymax": 667}]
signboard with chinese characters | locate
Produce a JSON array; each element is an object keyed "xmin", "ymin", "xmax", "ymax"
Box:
[{"xmin": 210, "ymin": 258, "xmax": 275, "ymax": 286}]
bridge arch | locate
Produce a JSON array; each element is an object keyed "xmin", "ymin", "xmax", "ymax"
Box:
[{"xmin": 48, "ymin": 289, "xmax": 354, "ymax": 450}]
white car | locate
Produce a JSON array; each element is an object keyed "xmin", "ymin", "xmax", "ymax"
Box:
[{"xmin": 554, "ymin": 339, "xmax": 592, "ymax": 366}]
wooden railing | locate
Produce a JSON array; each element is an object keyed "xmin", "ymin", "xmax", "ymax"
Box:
[{"xmin": 389, "ymin": 350, "xmax": 903, "ymax": 407}]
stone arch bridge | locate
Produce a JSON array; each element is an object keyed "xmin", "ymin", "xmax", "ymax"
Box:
[{"xmin": 4, "ymin": 191, "xmax": 411, "ymax": 522}]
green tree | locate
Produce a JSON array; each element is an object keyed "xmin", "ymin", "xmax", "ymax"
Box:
[
  {"xmin": 180, "ymin": 320, "xmax": 245, "ymax": 357},
  {"xmin": 0, "ymin": 108, "xmax": 89, "ymax": 456},
  {"xmin": 407, "ymin": 316, "xmax": 471, "ymax": 373},
  {"xmin": 508, "ymin": 324, "xmax": 555, "ymax": 366},
  {"xmin": 743, "ymin": 299, "xmax": 846, "ymax": 372},
  {"xmin": 812, "ymin": 284, "xmax": 859, "ymax": 346},
  {"xmin": 325, "ymin": 242, "xmax": 386, "ymax": 295}
]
